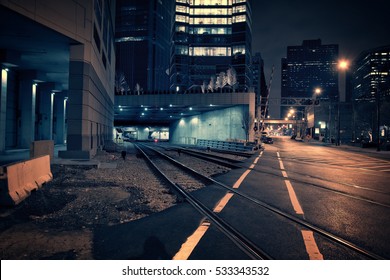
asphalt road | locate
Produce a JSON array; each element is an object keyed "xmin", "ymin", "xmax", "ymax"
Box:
[
  {"xmin": 93, "ymin": 137, "xmax": 390, "ymax": 260},
  {"xmin": 198, "ymin": 136, "xmax": 390, "ymax": 259}
]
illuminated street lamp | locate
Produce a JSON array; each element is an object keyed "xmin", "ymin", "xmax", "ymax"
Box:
[
  {"xmin": 338, "ymin": 59, "xmax": 349, "ymax": 71},
  {"xmin": 336, "ymin": 59, "xmax": 349, "ymax": 146}
]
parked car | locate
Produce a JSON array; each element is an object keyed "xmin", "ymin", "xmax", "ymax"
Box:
[{"xmin": 263, "ymin": 137, "xmax": 273, "ymax": 144}]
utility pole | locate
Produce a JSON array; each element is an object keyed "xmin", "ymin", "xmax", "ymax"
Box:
[{"xmin": 376, "ymin": 86, "xmax": 381, "ymax": 151}]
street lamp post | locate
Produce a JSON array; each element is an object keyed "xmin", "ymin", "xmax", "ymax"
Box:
[{"xmin": 337, "ymin": 59, "xmax": 349, "ymax": 146}]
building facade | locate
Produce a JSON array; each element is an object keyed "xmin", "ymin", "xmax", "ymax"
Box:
[
  {"xmin": 0, "ymin": 0, "xmax": 116, "ymax": 158},
  {"xmin": 115, "ymin": 0, "xmax": 174, "ymax": 93},
  {"xmin": 251, "ymin": 52, "xmax": 268, "ymax": 120},
  {"xmin": 281, "ymin": 39, "xmax": 339, "ymax": 102},
  {"xmin": 351, "ymin": 45, "xmax": 390, "ymax": 143},
  {"xmin": 170, "ymin": 0, "xmax": 253, "ymax": 93}
]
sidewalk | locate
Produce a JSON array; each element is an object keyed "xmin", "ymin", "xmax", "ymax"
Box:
[
  {"xmin": 299, "ymin": 139, "xmax": 390, "ymax": 160},
  {"xmin": 0, "ymin": 144, "xmax": 99, "ymax": 166}
]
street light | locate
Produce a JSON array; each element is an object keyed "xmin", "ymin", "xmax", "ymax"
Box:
[
  {"xmin": 287, "ymin": 108, "xmax": 305, "ymax": 138},
  {"xmin": 337, "ymin": 59, "xmax": 350, "ymax": 146}
]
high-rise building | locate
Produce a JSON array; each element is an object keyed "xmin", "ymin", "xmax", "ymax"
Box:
[
  {"xmin": 281, "ymin": 39, "xmax": 339, "ymax": 101},
  {"xmin": 351, "ymin": 45, "xmax": 390, "ymax": 143},
  {"xmin": 115, "ymin": 0, "xmax": 174, "ymax": 93},
  {"xmin": 352, "ymin": 45, "xmax": 390, "ymax": 101},
  {"xmin": 170, "ymin": 0, "xmax": 253, "ymax": 92},
  {"xmin": 251, "ymin": 52, "xmax": 268, "ymax": 119}
]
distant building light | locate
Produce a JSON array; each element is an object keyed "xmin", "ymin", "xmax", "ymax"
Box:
[{"xmin": 115, "ymin": 37, "xmax": 147, "ymax": 43}]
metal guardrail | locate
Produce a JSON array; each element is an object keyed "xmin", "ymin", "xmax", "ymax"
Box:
[{"xmin": 197, "ymin": 139, "xmax": 254, "ymax": 152}]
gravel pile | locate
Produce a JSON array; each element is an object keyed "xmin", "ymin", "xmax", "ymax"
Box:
[{"xmin": 0, "ymin": 144, "xmax": 231, "ymax": 259}]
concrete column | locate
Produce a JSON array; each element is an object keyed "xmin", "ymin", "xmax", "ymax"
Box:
[
  {"xmin": 59, "ymin": 44, "xmax": 91, "ymax": 158},
  {"xmin": 18, "ymin": 79, "xmax": 36, "ymax": 148},
  {"xmin": 38, "ymin": 83, "xmax": 55, "ymax": 140},
  {"xmin": 54, "ymin": 92, "xmax": 67, "ymax": 145},
  {"xmin": 0, "ymin": 69, "xmax": 8, "ymax": 153}
]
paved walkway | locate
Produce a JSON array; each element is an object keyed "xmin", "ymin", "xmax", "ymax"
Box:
[{"xmin": 298, "ymin": 139, "xmax": 390, "ymax": 160}]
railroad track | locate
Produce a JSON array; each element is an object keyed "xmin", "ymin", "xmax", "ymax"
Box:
[
  {"xmin": 135, "ymin": 143, "xmax": 385, "ymax": 260},
  {"xmin": 159, "ymin": 144, "xmax": 390, "ymax": 207}
]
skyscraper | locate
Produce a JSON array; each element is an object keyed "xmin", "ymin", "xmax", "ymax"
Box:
[
  {"xmin": 281, "ymin": 39, "xmax": 339, "ymax": 101},
  {"xmin": 170, "ymin": 0, "xmax": 253, "ymax": 92},
  {"xmin": 352, "ymin": 45, "xmax": 390, "ymax": 101},
  {"xmin": 115, "ymin": 0, "xmax": 174, "ymax": 93},
  {"xmin": 351, "ymin": 45, "xmax": 390, "ymax": 143},
  {"xmin": 251, "ymin": 52, "xmax": 268, "ymax": 119}
]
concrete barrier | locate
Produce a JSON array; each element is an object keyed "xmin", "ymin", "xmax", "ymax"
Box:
[{"xmin": 0, "ymin": 155, "xmax": 52, "ymax": 206}]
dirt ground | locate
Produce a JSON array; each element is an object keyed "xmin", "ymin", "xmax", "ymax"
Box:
[{"xmin": 0, "ymin": 150, "xmax": 178, "ymax": 260}]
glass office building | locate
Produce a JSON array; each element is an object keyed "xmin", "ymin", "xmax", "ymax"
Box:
[
  {"xmin": 115, "ymin": 0, "xmax": 174, "ymax": 92},
  {"xmin": 171, "ymin": 0, "xmax": 253, "ymax": 92},
  {"xmin": 352, "ymin": 45, "xmax": 390, "ymax": 101},
  {"xmin": 281, "ymin": 39, "xmax": 339, "ymax": 100}
]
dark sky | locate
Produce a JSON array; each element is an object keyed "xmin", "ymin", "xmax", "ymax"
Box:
[{"xmin": 251, "ymin": 0, "xmax": 390, "ymax": 117}]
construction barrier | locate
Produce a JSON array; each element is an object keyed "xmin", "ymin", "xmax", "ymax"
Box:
[{"xmin": 0, "ymin": 155, "xmax": 52, "ymax": 206}]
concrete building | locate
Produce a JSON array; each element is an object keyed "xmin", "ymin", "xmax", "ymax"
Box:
[
  {"xmin": 115, "ymin": 91, "xmax": 256, "ymax": 143},
  {"xmin": 0, "ymin": 0, "xmax": 116, "ymax": 159},
  {"xmin": 281, "ymin": 39, "xmax": 339, "ymax": 99}
]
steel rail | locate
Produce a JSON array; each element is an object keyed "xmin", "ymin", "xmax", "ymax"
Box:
[
  {"xmin": 135, "ymin": 143, "xmax": 272, "ymax": 260},
  {"xmin": 141, "ymin": 144, "xmax": 385, "ymax": 260}
]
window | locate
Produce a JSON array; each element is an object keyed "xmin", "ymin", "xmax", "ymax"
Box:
[
  {"xmin": 191, "ymin": 8, "xmax": 231, "ymax": 15},
  {"xmin": 233, "ymin": 14, "xmax": 246, "ymax": 23},
  {"xmin": 191, "ymin": 17, "xmax": 231, "ymax": 24},
  {"xmin": 176, "ymin": 25, "xmax": 187, "ymax": 33},
  {"xmin": 176, "ymin": 14, "xmax": 189, "ymax": 23},
  {"xmin": 191, "ymin": 27, "xmax": 231, "ymax": 34},
  {"xmin": 190, "ymin": 47, "xmax": 231, "ymax": 56},
  {"xmin": 175, "ymin": 45, "xmax": 189, "ymax": 55},
  {"xmin": 191, "ymin": 0, "xmax": 231, "ymax": 5},
  {"xmin": 176, "ymin": 5, "xmax": 188, "ymax": 13},
  {"xmin": 232, "ymin": 45, "xmax": 245, "ymax": 55},
  {"xmin": 233, "ymin": 5, "xmax": 246, "ymax": 13}
]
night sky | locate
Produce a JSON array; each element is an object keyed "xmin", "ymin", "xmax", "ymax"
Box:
[{"xmin": 251, "ymin": 0, "xmax": 390, "ymax": 117}]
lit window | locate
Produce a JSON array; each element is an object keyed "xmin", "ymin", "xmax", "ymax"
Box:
[
  {"xmin": 232, "ymin": 45, "xmax": 245, "ymax": 55},
  {"xmin": 176, "ymin": 25, "xmax": 187, "ymax": 32},
  {"xmin": 176, "ymin": 5, "xmax": 188, "ymax": 13},
  {"xmin": 233, "ymin": 5, "xmax": 246, "ymax": 13},
  {"xmin": 176, "ymin": 15, "xmax": 189, "ymax": 23},
  {"xmin": 233, "ymin": 15, "xmax": 246, "ymax": 22},
  {"xmin": 191, "ymin": 47, "xmax": 231, "ymax": 56}
]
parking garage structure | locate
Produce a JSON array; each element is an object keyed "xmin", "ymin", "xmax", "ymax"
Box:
[{"xmin": 0, "ymin": 1, "xmax": 115, "ymax": 159}]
